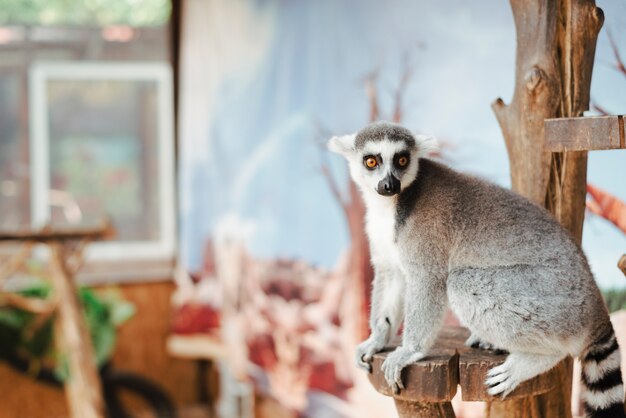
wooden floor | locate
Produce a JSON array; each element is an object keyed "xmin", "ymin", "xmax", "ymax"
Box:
[
  {"xmin": 179, "ymin": 405, "xmax": 213, "ymax": 418},
  {"xmin": 130, "ymin": 405, "xmax": 212, "ymax": 418}
]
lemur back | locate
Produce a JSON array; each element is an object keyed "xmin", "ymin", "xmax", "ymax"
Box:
[{"xmin": 329, "ymin": 121, "xmax": 625, "ymax": 418}]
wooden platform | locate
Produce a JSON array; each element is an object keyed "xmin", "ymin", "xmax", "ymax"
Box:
[{"xmin": 367, "ymin": 327, "xmax": 561, "ymax": 417}]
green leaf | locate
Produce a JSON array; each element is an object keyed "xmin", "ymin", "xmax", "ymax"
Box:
[
  {"xmin": 92, "ymin": 323, "xmax": 116, "ymax": 366},
  {"xmin": 0, "ymin": 283, "xmax": 135, "ymax": 377}
]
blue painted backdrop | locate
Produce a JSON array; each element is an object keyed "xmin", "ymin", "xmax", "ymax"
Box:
[{"xmin": 179, "ymin": 0, "xmax": 626, "ymax": 288}]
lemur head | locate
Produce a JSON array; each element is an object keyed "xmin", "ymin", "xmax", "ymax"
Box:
[{"xmin": 328, "ymin": 121, "xmax": 435, "ymax": 198}]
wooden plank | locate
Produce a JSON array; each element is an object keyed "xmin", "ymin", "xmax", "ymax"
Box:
[{"xmin": 544, "ymin": 115, "xmax": 625, "ymax": 152}]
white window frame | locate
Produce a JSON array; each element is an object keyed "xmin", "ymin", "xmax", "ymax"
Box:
[{"xmin": 29, "ymin": 61, "xmax": 176, "ymax": 262}]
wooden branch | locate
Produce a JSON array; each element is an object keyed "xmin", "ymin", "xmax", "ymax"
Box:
[
  {"xmin": 0, "ymin": 292, "xmax": 56, "ymax": 314},
  {"xmin": 65, "ymin": 238, "xmax": 90, "ymax": 275},
  {"xmin": 24, "ymin": 294, "xmax": 59, "ymax": 340},
  {"xmin": 49, "ymin": 243, "xmax": 105, "ymax": 418},
  {"xmin": 0, "ymin": 219, "xmax": 115, "ymax": 243},
  {"xmin": 0, "ymin": 243, "xmax": 33, "ymax": 282}
]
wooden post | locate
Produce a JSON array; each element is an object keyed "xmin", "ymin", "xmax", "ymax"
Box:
[
  {"xmin": 366, "ymin": 328, "xmax": 459, "ymax": 418},
  {"xmin": 393, "ymin": 399, "xmax": 455, "ymax": 418},
  {"xmin": 49, "ymin": 243, "xmax": 105, "ymax": 418},
  {"xmin": 545, "ymin": 0, "xmax": 604, "ymax": 240},
  {"xmin": 492, "ymin": 0, "xmax": 603, "ymax": 416}
]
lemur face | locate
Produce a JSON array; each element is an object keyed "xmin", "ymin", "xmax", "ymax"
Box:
[{"xmin": 328, "ymin": 122, "xmax": 432, "ymax": 198}]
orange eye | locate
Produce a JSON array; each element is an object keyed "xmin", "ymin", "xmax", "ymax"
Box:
[
  {"xmin": 398, "ymin": 156, "xmax": 408, "ymax": 167},
  {"xmin": 365, "ymin": 157, "xmax": 377, "ymax": 169}
]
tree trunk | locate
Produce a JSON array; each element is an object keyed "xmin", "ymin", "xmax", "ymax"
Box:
[{"xmin": 492, "ymin": 0, "xmax": 603, "ymax": 416}]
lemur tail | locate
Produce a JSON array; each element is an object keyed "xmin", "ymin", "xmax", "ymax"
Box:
[{"xmin": 581, "ymin": 323, "xmax": 626, "ymax": 418}]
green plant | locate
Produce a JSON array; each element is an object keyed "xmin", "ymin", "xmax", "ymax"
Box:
[
  {"xmin": 0, "ymin": 280, "xmax": 135, "ymax": 379},
  {"xmin": 0, "ymin": 0, "xmax": 171, "ymax": 26},
  {"xmin": 602, "ymin": 288, "xmax": 626, "ymax": 313}
]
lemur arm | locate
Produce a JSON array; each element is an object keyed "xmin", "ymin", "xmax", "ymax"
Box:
[
  {"xmin": 369, "ymin": 263, "xmax": 405, "ymax": 342},
  {"xmin": 380, "ymin": 265, "xmax": 447, "ymax": 393},
  {"xmin": 355, "ymin": 262, "xmax": 405, "ymax": 372},
  {"xmin": 401, "ymin": 269, "xmax": 447, "ymax": 352}
]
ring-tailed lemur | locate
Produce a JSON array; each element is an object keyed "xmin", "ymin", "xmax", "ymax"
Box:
[{"xmin": 328, "ymin": 121, "xmax": 625, "ymax": 418}]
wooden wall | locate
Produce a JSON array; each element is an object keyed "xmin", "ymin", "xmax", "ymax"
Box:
[{"xmin": 0, "ymin": 280, "xmax": 200, "ymax": 418}]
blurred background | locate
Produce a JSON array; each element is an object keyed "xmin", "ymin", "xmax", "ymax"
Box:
[{"xmin": 0, "ymin": 1, "xmax": 625, "ymax": 418}]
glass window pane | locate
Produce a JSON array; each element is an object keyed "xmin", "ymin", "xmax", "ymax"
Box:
[
  {"xmin": 0, "ymin": 70, "xmax": 28, "ymax": 228},
  {"xmin": 47, "ymin": 79, "xmax": 161, "ymax": 242}
]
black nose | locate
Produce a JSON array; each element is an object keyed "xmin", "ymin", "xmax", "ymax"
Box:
[{"xmin": 377, "ymin": 175, "xmax": 400, "ymax": 196}]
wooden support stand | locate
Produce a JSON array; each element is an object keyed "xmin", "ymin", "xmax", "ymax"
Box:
[
  {"xmin": 367, "ymin": 327, "xmax": 560, "ymax": 418},
  {"xmin": 490, "ymin": 0, "xmax": 605, "ymax": 416},
  {"xmin": 0, "ymin": 221, "xmax": 114, "ymax": 418}
]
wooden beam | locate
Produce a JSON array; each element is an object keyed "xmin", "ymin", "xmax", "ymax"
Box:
[
  {"xmin": 545, "ymin": 115, "xmax": 625, "ymax": 152},
  {"xmin": 0, "ymin": 220, "xmax": 114, "ymax": 242}
]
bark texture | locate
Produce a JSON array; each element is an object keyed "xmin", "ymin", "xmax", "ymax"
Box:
[
  {"xmin": 50, "ymin": 243, "xmax": 105, "ymax": 418},
  {"xmin": 492, "ymin": 0, "xmax": 603, "ymax": 416}
]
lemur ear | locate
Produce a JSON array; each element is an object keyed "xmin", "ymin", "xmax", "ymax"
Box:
[
  {"xmin": 414, "ymin": 134, "xmax": 439, "ymax": 157},
  {"xmin": 327, "ymin": 134, "xmax": 356, "ymax": 156}
]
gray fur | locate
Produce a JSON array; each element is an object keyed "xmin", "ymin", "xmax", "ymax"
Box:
[
  {"xmin": 331, "ymin": 122, "xmax": 623, "ymax": 414},
  {"xmin": 354, "ymin": 121, "xmax": 415, "ymax": 150}
]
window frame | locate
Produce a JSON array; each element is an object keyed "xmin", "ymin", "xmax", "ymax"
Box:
[{"xmin": 29, "ymin": 61, "xmax": 177, "ymax": 262}]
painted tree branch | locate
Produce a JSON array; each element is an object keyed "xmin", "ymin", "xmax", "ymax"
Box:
[
  {"xmin": 607, "ymin": 30, "xmax": 626, "ymax": 76},
  {"xmin": 586, "ymin": 184, "xmax": 626, "ymax": 234},
  {"xmin": 364, "ymin": 71, "xmax": 380, "ymax": 122},
  {"xmin": 392, "ymin": 56, "xmax": 414, "ymax": 123}
]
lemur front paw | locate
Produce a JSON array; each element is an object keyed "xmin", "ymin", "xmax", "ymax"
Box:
[
  {"xmin": 381, "ymin": 346, "xmax": 424, "ymax": 394},
  {"xmin": 485, "ymin": 362, "xmax": 519, "ymax": 398},
  {"xmin": 355, "ymin": 337, "xmax": 385, "ymax": 373}
]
